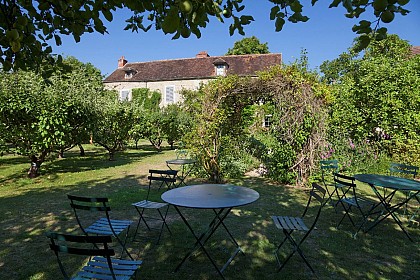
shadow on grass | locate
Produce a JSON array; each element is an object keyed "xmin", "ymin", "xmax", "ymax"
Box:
[{"xmin": 0, "ymin": 158, "xmax": 418, "ymax": 279}]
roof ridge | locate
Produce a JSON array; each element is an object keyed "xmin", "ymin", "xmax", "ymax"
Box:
[{"xmin": 125, "ymin": 53, "xmax": 282, "ymax": 65}]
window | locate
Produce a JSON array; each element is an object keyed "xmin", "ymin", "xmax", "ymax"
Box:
[
  {"xmin": 124, "ymin": 72, "xmax": 133, "ymax": 79},
  {"xmin": 119, "ymin": 89, "xmax": 131, "ymax": 101},
  {"xmin": 216, "ymin": 64, "xmax": 226, "ymax": 76},
  {"xmin": 165, "ymin": 86, "xmax": 175, "ymax": 104},
  {"xmin": 264, "ymin": 114, "xmax": 272, "ymax": 128}
]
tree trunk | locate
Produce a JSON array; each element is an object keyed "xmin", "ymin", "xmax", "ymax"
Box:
[
  {"xmin": 58, "ymin": 149, "xmax": 65, "ymax": 159},
  {"xmin": 169, "ymin": 141, "xmax": 174, "ymax": 150},
  {"xmin": 28, "ymin": 155, "xmax": 42, "ymax": 178},
  {"xmin": 108, "ymin": 150, "xmax": 115, "ymax": 161},
  {"xmin": 78, "ymin": 143, "xmax": 85, "ymax": 156}
]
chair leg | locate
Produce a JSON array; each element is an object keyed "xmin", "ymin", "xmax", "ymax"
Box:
[
  {"xmin": 114, "ymin": 227, "xmax": 134, "ymax": 260},
  {"xmin": 156, "ymin": 206, "xmax": 172, "ymax": 244},
  {"xmin": 133, "ymin": 208, "xmax": 152, "ymax": 241},
  {"xmin": 337, "ymin": 203, "xmax": 356, "ymax": 229},
  {"xmin": 133, "ymin": 206, "xmax": 172, "ymax": 244},
  {"xmin": 274, "ymin": 229, "xmax": 315, "ymax": 274}
]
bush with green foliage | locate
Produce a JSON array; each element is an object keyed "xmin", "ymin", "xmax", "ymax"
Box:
[
  {"xmin": 0, "ymin": 57, "xmax": 103, "ymax": 177},
  {"xmin": 92, "ymin": 96, "xmax": 134, "ymax": 161},
  {"xmin": 324, "ymin": 34, "xmax": 420, "ymax": 168}
]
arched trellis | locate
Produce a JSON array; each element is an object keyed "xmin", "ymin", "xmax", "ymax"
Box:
[{"xmin": 183, "ymin": 65, "xmax": 329, "ymax": 185}]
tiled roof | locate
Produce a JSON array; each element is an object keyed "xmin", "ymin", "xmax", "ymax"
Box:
[
  {"xmin": 104, "ymin": 53, "xmax": 282, "ymax": 83},
  {"xmin": 410, "ymin": 46, "xmax": 420, "ymax": 56}
]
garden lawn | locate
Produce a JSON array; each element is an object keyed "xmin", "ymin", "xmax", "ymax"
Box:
[{"xmin": 0, "ymin": 144, "xmax": 418, "ymax": 280}]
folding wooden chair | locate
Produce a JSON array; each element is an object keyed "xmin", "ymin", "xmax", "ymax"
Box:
[
  {"xmin": 46, "ymin": 232, "xmax": 142, "ymax": 280},
  {"xmin": 334, "ymin": 173, "xmax": 377, "ymax": 238},
  {"xmin": 67, "ymin": 194, "xmax": 134, "ymax": 260},
  {"xmin": 132, "ymin": 169, "xmax": 177, "ymax": 244},
  {"xmin": 320, "ymin": 159, "xmax": 339, "ymax": 207},
  {"xmin": 271, "ymin": 183, "xmax": 326, "ymax": 274}
]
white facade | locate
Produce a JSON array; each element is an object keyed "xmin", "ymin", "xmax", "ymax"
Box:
[{"xmin": 104, "ymin": 78, "xmax": 209, "ymax": 106}]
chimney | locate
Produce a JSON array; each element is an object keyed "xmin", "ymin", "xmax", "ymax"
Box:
[
  {"xmin": 118, "ymin": 56, "xmax": 127, "ymax": 68},
  {"xmin": 196, "ymin": 51, "xmax": 210, "ymax": 58}
]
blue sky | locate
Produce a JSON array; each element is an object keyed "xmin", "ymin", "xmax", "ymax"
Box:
[{"xmin": 53, "ymin": 1, "xmax": 420, "ymax": 77}]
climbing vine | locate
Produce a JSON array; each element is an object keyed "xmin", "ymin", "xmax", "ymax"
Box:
[{"xmin": 182, "ymin": 65, "xmax": 329, "ymax": 184}]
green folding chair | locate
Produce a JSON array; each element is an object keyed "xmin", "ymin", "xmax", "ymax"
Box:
[
  {"xmin": 334, "ymin": 173, "xmax": 377, "ymax": 238},
  {"xmin": 68, "ymin": 195, "xmax": 134, "ymax": 260},
  {"xmin": 132, "ymin": 169, "xmax": 177, "ymax": 244},
  {"xmin": 389, "ymin": 162, "xmax": 419, "ymax": 222},
  {"xmin": 46, "ymin": 232, "xmax": 142, "ymax": 280},
  {"xmin": 271, "ymin": 183, "xmax": 326, "ymax": 274},
  {"xmin": 320, "ymin": 159, "xmax": 339, "ymax": 208}
]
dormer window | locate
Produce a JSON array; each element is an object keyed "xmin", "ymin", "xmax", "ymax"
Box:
[
  {"xmin": 216, "ymin": 64, "xmax": 226, "ymax": 76},
  {"xmin": 123, "ymin": 68, "xmax": 136, "ymax": 79},
  {"xmin": 125, "ymin": 72, "xmax": 133, "ymax": 79},
  {"xmin": 213, "ymin": 58, "xmax": 228, "ymax": 76}
]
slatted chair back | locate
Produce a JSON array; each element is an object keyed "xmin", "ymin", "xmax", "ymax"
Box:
[
  {"xmin": 68, "ymin": 195, "xmax": 114, "ymax": 236},
  {"xmin": 389, "ymin": 163, "xmax": 419, "ymax": 222},
  {"xmin": 46, "ymin": 232, "xmax": 142, "ymax": 280},
  {"xmin": 67, "ymin": 194, "xmax": 133, "ymax": 259},
  {"xmin": 333, "ymin": 173, "xmax": 376, "ymax": 237},
  {"xmin": 320, "ymin": 159, "xmax": 339, "ymax": 173},
  {"xmin": 333, "ymin": 172, "xmax": 356, "ymax": 195},
  {"xmin": 146, "ymin": 169, "xmax": 178, "ymax": 199},
  {"xmin": 302, "ymin": 182, "xmax": 327, "ymax": 223},
  {"xmin": 320, "ymin": 160, "xmax": 339, "ymax": 203},
  {"xmin": 389, "ymin": 163, "xmax": 418, "ymax": 178},
  {"xmin": 175, "ymin": 148, "xmax": 189, "ymax": 159}
]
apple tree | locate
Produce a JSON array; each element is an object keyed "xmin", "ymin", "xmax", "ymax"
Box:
[{"xmin": 0, "ymin": 57, "xmax": 104, "ymax": 177}]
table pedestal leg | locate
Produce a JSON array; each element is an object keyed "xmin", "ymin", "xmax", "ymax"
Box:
[
  {"xmin": 173, "ymin": 206, "xmax": 243, "ymax": 279},
  {"xmin": 366, "ymin": 186, "xmax": 418, "ymax": 241}
]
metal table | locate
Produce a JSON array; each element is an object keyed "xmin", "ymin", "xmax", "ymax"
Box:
[
  {"xmin": 354, "ymin": 174, "xmax": 420, "ymax": 241},
  {"xmin": 161, "ymin": 184, "xmax": 259, "ymax": 279},
  {"xmin": 166, "ymin": 158, "xmax": 196, "ymax": 187}
]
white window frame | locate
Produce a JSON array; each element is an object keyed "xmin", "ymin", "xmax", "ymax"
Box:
[
  {"xmin": 216, "ymin": 64, "xmax": 226, "ymax": 76},
  {"xmin": 263, "ymin": 114, "xmax": 272, "ymax": 128},
  {"xmin": 124, "ymin": 72, "xmax": 133, "ymax": 79},
  {"xmin": 119, "ymin": 89, "xmax": 131, "ymax": 101},
  {"xmin": 165, "ymin": 85, "xmax": 175, "ymax": 104}
]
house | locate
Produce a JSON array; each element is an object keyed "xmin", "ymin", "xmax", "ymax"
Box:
[
  {"xmin": 410, "ymin": 46, "xmax": 420, "ymax": 56},
  {"xmin": 103, "ymin": 51, "xmax": 282, "ymax": 106}
]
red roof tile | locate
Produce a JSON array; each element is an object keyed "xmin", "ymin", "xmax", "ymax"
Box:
[
  {"xmin": 410, "ymin": 46, "xmax": 420, "ymax": 56},
  {"xmin": 104, "ymin": 53, "xmax": 282, "ymax": 83}
]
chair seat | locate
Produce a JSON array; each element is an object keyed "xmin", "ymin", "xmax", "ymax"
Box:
[
  {"xmin": 75, "ymin": 256, "xmax": 142, "ymax": 280},
  {"xmin": 341, "ymin": 196, "xmax": 375, "ymax": 208},
  {"xmin": 86, "ymin": 217, "xmax": 133, "ymax": 236},
  {"xmin": 272, "ymin": 216, "xmax": 309, "ymax": 231},
  {"xmin": 132, "ymin": 200, "xmax": 168, "ymax": 209}
]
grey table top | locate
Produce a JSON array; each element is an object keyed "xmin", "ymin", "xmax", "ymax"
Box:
[
  {"xmin": 354, "ymin": 173, "xmax": 420, "ymax": 191},
  {"xmin": 161, "ymin": 184, "xmax": 260, "ymax": 209},
  {"xmin": 166, "ymin": 158, "xmax": 197, "ymax": 165}
]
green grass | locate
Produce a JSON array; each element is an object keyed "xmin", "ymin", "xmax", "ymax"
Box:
[{"xmin": 0, "ymin": 144, "xmax": 419, "ymax": 280}]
